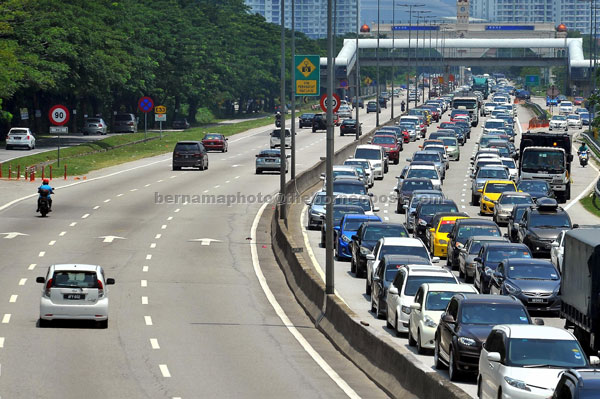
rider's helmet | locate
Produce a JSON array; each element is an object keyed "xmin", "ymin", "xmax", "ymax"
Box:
[{"xmin": 42, "ymin": 179, "xmax": 50, "ymax": 184}]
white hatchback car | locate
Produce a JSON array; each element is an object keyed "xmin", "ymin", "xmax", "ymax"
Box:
[
  {"xmin": 567, "ymin": 113, "xmax": 583, "ymax": 129},
  {"xmin": 478, "ymin": 325, "xmax": 599, "ymax": 399},
  {"xmin": 5, "ymin": 127, "xmax": 36, "ymax": 150},
  {"xmin": 36, "ymin": 264, "xmax": 115, "ymax": 327},
  {"xmin": 408, "ymin": 283, "xmax": 478, "ymax": 354}
]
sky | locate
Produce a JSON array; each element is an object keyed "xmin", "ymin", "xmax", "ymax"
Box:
[{"xmin": 360, "ymin": 0, "xmax": 457, "ymax": 25}]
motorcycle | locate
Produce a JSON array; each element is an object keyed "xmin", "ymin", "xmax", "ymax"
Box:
[
  {"xmin": 38, "ymin": 189, "xmax": 52, "ymax": 217},
  {"xmin": 579, "ymin": 150, "xmax": 589, "ymax": 167},
  {"xmin": 275, "ymin": 114, "xmax": 282, "ymax": 128}
]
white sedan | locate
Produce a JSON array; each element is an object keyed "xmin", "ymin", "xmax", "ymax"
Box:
[
  {"xmin": 548, "ymin": 115, "xmax": 568, "ymax": 131},
  {"xmin": 567, "ymin": 113, "xmax": 583, "ymax": 129},
  {"xmin": 5, "ymin": 127, "xmax": 36, "ymax": 150}
]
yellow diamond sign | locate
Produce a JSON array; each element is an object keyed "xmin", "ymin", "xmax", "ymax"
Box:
[{"xmin": 297, "ymin": 58, "xmax": 316, "ymax": 78}]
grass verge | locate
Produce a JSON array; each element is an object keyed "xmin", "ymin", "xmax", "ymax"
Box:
[{"xmin": 580, "ymin": 193, "xmax": 600, "ymax": 218}]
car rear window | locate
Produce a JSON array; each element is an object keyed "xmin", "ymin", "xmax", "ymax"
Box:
[
  {"xmin": 204, "ymin": 134, "xmax": 221, "ymax": 140},
  {"xmin": 333, "ymin": 182, "xmax": 366, "ymax": 195},
  {"xmin": 175, "ymin": 143, "xmax": 199, "ymax": 151},
  {"xmin": 9, "ymin": 129, "xmax": 27, "ymax": 134},
  {"xmin": 115, "ymin": 114, "xmax": 134, "ymax": 121},
  {"xmin": 404, "ymin": 276, "xmax": 456, "ymax": 296},
  {"xmin": 52, "ymin": 271, "xmax": 99, "ymax": 288},
  {"xmin": 86, "ymin": 118, "xmax": 101, "ymax": 123},
  {"xmin": 363, "ymin": 225, "xmax": 409, "ymax": 240}
]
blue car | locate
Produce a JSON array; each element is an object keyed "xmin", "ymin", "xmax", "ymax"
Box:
[
  {"xmin": 335, "ymin": 214, "xmax": 382, "ymax": 259},
  {"xmin": 581, "ymin": 112, "xmax": 590, "ymax": 125},
  {"xmin": 546, "ymin": 96, "xmax": 558, "ymax": 106}
]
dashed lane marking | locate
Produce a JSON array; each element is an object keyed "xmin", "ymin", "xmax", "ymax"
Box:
[
  {"xmin": 155, "ymin": 234, "xmax": 161, "ymax": 239},
  {"xmin": 0, "ymin": 337, "xmax": 4, "ymax": 347},
  {"xmin": 203, "ymin": 190, "xmax": 209, "ymax": 193},
  {"xmin": 48, "ymin": 241, "xmax": 56, "ymax": 246},
  {"xmin": 161, "ymin": 225, "xmax": 167, "ymax": 230},
  {"xmin": 142, "ymin": 266, "xmax": 149, "ymax": 272},
  {"xmin": 150, "ymin": 243, "xmax": 156, "ymax": 249},
  {"xmin": 130, "ymin": 189, "xmax": 138, "ymax": 192},
  {"xmin": 59, "ymin": 231, "xmax": 66, "ymax": 236},
  {"xmin": 174, "ymin": 209, "xmax": 180, "ymax": 213},
  {"xmin": 2, "ymin": 314, "xmax": 10, "ymax": 324},
  {"xmin": 81, "ymin": 214, "xmax": 89, "ymax": 219},
  {"xmin": 144, "ymin": 316, "xmax": 153, "ymax": 325},
  {"xmin": 214, "ymin": 185, "xmax": 220, "ymax": 188},
  {"xmin": 145, "ymin": 184, "xmax": 151, "ymax": 187},
  {"xmin": 141, "ymin": 296, "xmax": 148, "ymax": 305},
  {"xmin": 167, "ymin": 216, "xmax": 173, "ymax": 221},
  {"xmin": 28, "ymin": 264, "xmax": 36, "ymax": 270},
  {"xmin": 93, "ymin": 206, "xmax": 100, "ymax": 210},
  {"xmin": 9, "ymin": 295, "xmax": 17, "ymax": 303},
  {"xmin": 384, "ymin": 216, "xmax": 390, "ymax": 221},
  {"xmin": 117, "ymin": 193, "xmax": 124, "ymax": 197},
  {"xmin": 159, "ymin": 364, "xmax": 171, "ymax": 378},
  {"xmin": 38, "ymin": 252, "xmax": 45, "ymax": 257},
  {"xmin": 18, "ymin": 279, "xmax": 26, "ymax": 286},
  {"xmin": 157, "ymin": 180, "xmax": 164, "ymax": 183},
  {"xmin": 146, "ymin": 254, "xmax": 152, "ymax": 260},
  {"xmin": 150, "ymin": 339, "xmax": 160, "ymax": 349},
  {"xmin": 70, "ymin": 222, "xmax": 77, "ymax": 227},
  {"xmin": 141, "ymin": 280, "xmax": 147, "ymax": 287},
  {"xmin": 104, "ymin": 199, "xmax": 111, "ymax": 203}
]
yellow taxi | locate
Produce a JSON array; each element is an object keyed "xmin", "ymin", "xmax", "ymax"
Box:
[
  {"xmin": 480, "ymin": 180, "xmax": 517, "ymax": 215},
  {"xmin": 429, "ymin": 215, "xmax": 469, "ymax": 258}
]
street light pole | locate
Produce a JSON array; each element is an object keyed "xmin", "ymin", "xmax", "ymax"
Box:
[
  {"xmin": 391, "ymin": 2, "xmax": 395, "ymax": 121},
  {"xmin": 376, "ymin": 0, "xmax": 380, "ymax": 127},
  {"xmin": 279, "ymin": 0, "xmax": 286, "ymax": 220},
  {"xmin": 290, "ymin": 0, "xmax": 296, "ymax": 179},
  {"xmin": 399, "ymin": 4, "xmax": 424, "ymax": 113},
  {"xmin": 414, "ymin": 10, "xmax": 430, "ymax": 107},
  {"xmin": 325, "ymin": 0, "xmax": 335, "ymax": 295},
  {"xmin": 355, "ymin": 0, "xmax": 360, "ymax": 140}
]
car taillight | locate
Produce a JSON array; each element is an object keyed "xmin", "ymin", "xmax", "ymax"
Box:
[
  {"xmin": 128, "ymin": 122, "xmax": 134, "ymax": 126},
  {"xmin": 98, "ymin": 279, "xmax": 104, "ymax": 297},
  {"xmin": 194, "ymin": 154, "xmax": 201, "ymax": 157},
  {"xmin": 45, "ymin": 278, "xmax": 52, "ymax": 297},
  {"xmin": 175, "ymin": 152, "xmax": 180, "ymax": 156},
  {"xmin": 27, "ymin": 135, "xmax": 30, "ymax": 139},
  {"xmin": 98, "ymin": 124, "xmax": 103, "ymax": 127}
]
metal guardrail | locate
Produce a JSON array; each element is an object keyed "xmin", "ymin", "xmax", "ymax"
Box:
[
  {"xmin": 578, "ymin": 131, "xmax": 600, "ymax": 197},
  {"xmin": 524, "ymin": 100, "xmax": 548, "ymax": 120}
]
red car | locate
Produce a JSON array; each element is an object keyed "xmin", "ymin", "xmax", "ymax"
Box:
[
  {"xmin": 371, "ymin": 134, "xmax": 401, "ymax": 164},
  {"xmin": 201, "ymin": 133, "xmax": 228, "ymax": 152},
  {"xmin": 574, "ymin": 97, "xmax": 584, "ymax": 105}
]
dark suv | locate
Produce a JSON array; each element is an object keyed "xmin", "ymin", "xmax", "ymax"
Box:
[
  {"xmin": 312, "ymin": 114, "xmax": 326, "ymax": 132},
  {"xmin": 172, "ymin": 141, "xmax": 208, "ymax": 171},
  {"xmin": 413, "ymin": 200, "xmax": 458, "ymax": 243},
  {"xmin": 299, "ymin": 113, "xmax": 315, "ymax": 128},
  {"xmin": 350, "ymin": 222, "xmax": 408, "ymax": 277},
  {"xmin": 434, "ymin": 294, "xmax": 533, "ymax": 381},
  {"xmin": 553, "ymin": 369, "xmax": 600, "ymax": 399},
  {"xmin": 473, "ymin": 242, "xmax": 532, "ymax": 294},
  {"xmin": 446, "ymin": 219, "xmax": 502, "ymax": 270}
]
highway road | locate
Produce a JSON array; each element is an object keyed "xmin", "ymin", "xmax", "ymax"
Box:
[
  {"xmin": 298, "ymin": 97, "xmax": 600, "ymax": 398},
  {"xmin": 0, "ymin": 98, "xmax": 411, "ymax": 398}
]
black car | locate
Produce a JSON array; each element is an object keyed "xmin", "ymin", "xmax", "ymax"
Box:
[
  {"xmin": 366, "ymin": 101, "xmax": 380, "ymax": 113},
  {"xmin": 172, "ymin": 118, "xmax": 190, "ymax": 129},
  {"xmin": 473, "ymin": 242, "xmax": 532, "ymax": 294},
  {"xmin": 340, "ymin": 119, "xmax": 361, "ymax": 136},
  {"xmin": 516, "ymin": 198, "xmax": 575, "ymax": 257},
  {"xmin": 320, "ymin": 204, "xmax": 365, "ymax": 247},
  {"xmin": 378, "ymin": 97, "xmax": 388, "ymax": 108},
  {"xmin": 507, "ymin": 204, "xmax": 532, "ymax": 242},
  {"xmin": 413, "ymin": 200, "xmax": 458, "ymax": 243},
  {"xmin": 553, "ymin": 369, "xmax": 600, "ymax": 399},
  {"xmin": 396, "ymin": 178, "xmax": 434, "ymax": 214},
  {"xmin": 312, "ymin": 113, "xmax": 326, "ymax": 132},
  {"xmin": 350, "ymin": 222, "xmax": 409, "ymax": 277},
  {"xmin": 517, "ymin": 179, "xmax": 554, "ymax": 201},
  {"xmin": 434, "ymin": 294, "xmax": 533, "ymax": 381},
  {"xmin": 447, "ymin": 219, "xmax": 502, "ymax": 270},
  {"xmin": 425, "ymin": 212, "xmax": 469, "ymax": 250},
  {"xmin": 454, "ymin": 121, "xmax": 472, "ymax": 139},
  {"xmin": 172, "ymin": 141, "xmax": 208, "ymax": 170},
  {"xmin": 333, "ymin": 178, "xmax": 368, "ymax": 196},
  {"xmin": 489, "ymin": 258, "xmax": 561, "ymax": 313},
  {"xmin": 299, "ymin": 113, "xmax": 315, "ymax": 128},
  {"xmin": 370, "ymin": 254, "xmax": 404, "ymax": 318},
  {"xmin": 458, "ymin": 236, "xmax": 509, "ymax": 283}
]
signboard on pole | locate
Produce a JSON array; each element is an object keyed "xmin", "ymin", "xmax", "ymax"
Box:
[
  {"xmin": 525, "ymin": 75, "xmax": 540, "ymax": 86},
  {"xmin": 320, "ymin": 93, "xmax": 341, "ymax": 113},
  {"xmin": 295, "ymin": 55, "xmax": 320, "ymax": 96},
  {"xmin": 20, "ymin": 108, "xmax": 29, "ymax": 120},
  {"xmin": 49, "ymin": 126, "xmax": 68, "ymax": 134},
  {"xmin": 138, "ymin": 96, "xmax": 154, "ymax": 113},
  {"xmin": 431, "ymin": 77, "xmax": 439, "ymax": 86},
  {"xmin": 546, "ymin": 86, "xmax": 560, "ymax": 97},
  {"xmin": 155, "ymin": 114, "xmax": 166, "ymax": 122},
  {"xmin": 48, "ymin": 105, "xmax": 70, "ymax": 126}
]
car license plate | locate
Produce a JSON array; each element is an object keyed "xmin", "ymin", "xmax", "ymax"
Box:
[
  {"xmin": 266, "ymin": 159, "xmax": 275, "ymax": 162},
  {"xmin": 64, "ymin": 293, "xmax": 85, "ymax": 300},
  {"xmin": 184, "ymin": 155, "xmax": 189, "ymax": 158},
  {"xmin": 13, "ymin": 137, "xmax": 21, "ymax": 140},
  {"xmin": 530, "ymin": 298, "xmax": 546, "ymax": 304}
]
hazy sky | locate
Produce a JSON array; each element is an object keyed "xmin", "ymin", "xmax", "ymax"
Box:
[{"xmin": 360, "ymin": 0, "xmax": 456, "ymax": 25}]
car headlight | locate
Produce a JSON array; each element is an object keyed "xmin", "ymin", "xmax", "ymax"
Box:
[
  {"xmin": 484, "ymin": 266, "xmax": 494, "ymax": 276},
  {"xmin": 477, "ymin": 183, "xmax": 484, "ymax": 189},
  {"xmin": 424, "ymin": 315, "xmax": 437, "ymax": 328},
  {"xmin": 401, "ymin": 305, "xmax": 412, "ymax": 315},
  {"xmin": 438, "ymin": 239, "xmax": 448, "ymax": 245},
  {"xmin": 458, "ymin": 337, "xmax": 476, "ymax": 346},
  {"xmin": 360, "ymin": 246, "xmax": 372, "ymax": 256},
  {"xmin": 504, "ymin": 376, "xmax": 531, "ymax": 392},
  {"xmin": 341, "ymin": 235, "xmax": 352, "ymax": 243},
  {"xmin": 504, "ymin": 282, "xmax": 521, "ymax": 295},
  {"xmin": 418, "ymin": 219, "xmax": 427, "ymax": 226},
  {"xmin": 483, "ymin": 196, "xmax": 492, "ymax": 202}
]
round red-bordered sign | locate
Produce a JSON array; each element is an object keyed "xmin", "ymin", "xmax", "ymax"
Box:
[
  {"xmin": 48, "ymin": 105, "xmax": 70, "ymax": 126},
  {"xmin": 138, "ymin": 96, "xmax": 154, "ymax": 113},
  {"xmin": 320, "ymin": 93, "xmax": 341, "ymax": 113}
]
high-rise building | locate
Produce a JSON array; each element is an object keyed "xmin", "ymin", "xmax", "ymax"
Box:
[{"xmin": 245, "ymin": 0, "xmax": 359, "ymax": 39}]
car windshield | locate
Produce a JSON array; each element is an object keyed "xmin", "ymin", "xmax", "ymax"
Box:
[
  {"xmin": 420, "ymin": 203, "xmax": 458, "ymax": 216},
  {"xmin": 552, "ymin": 115, "xmax": 567, "ymax": 121},
  {"xmin": 413, "ymin": 153, "xmax": 440, "ymax": 162},
  {"xmin": 312, "ymin": 194, "xmax": 327, "ymax": 205},
  {"xmin": 301, "ymin": 113, "xmax": 314, "ymax": 118},
  {"xmin": 333, "ymin": 208, "xmax": 364, "ymax": 222},
  {"xmin": 441, "ymin": 138, "xmax": 457, "ymax": 146},
  {"xmin": 407, "ymin": 169, "xmax": 438, "ymax": 179},
  {"xmin": 485, "ymin": 183, "xmax": 515, "ymax": 194},
  {"xmin": 380, "ymin": 245, "xmax": 429, "ymax": 260},
  {"xmin": 469, "ymin": 240, "xmax": 496, "ymax": 254},
  {"xmin": 581, "ymin": 112, "xmax": 590, "ymax": 118},
  {"xmin": 333, "ymin": 170, "xmax": 356, "ymax": 179},
  {"xmin": 508, "ymin": 264, "xmax": 559, "ymax": 280},
  {"xmin": 335, "ymin": 198, "xmax": 371, "ymax": 211},
  {"xmin": 52, "ymin": 271, "xmax": 99, "ymax": 289},
  {"xmin": 363, "ymin": 225, "xmax": 408, "ymax": 240},
  {"xmin": 400, "ymin": 123, "xmax": 415, "ymax": 130},
  {"xmin": 478, "ymin": 169, "xmax": 508, "ymax": 179},
  {"xmin": 403, "ymin": 180, "xmax": 434, "ymax": 191},
  {"xmin": 405, "ymin": 276, "xmax": 456, "ymax": 296},
  {"xmin": 561, "ymin": 102, "xmax": 573, "ymax": 107},
  {"xmin": 86, "ymin": 118, "xmax": 101, "ymax": 123},
  {"xmin": 457, "ymin": 225, "xmax": 501, "ymax": 240},
  {"xmin": 507, "ymin": 339, "xmax": 587, "ymax": 368},
  {"xmin": 486, "ymin": 247, "xmax": 531, "ymax": 262},
  {"xmin": 410, "ymin": 194, "xmax": 442, "ymax": 207},
  {"xmin": 355, "ymin": 148, "xmax": 380, "ymax": 160},
  {"xmin": 425, "ymin": 291, "xmax": 458, "ymax": 311},
  {"xmin": 518, "ymin": 180, "xmax": 550, "ymax": 193},
  {"xmin": 344, "ymin": 219, "xmax": 371, "ymax": 231},
  {"xmin": 373, "ymin": 137, "xmax": 395, "ymax": 144},
  {"xmin": 175, "ymin": 143, "xmax": 199, "ymax": 151},
  {"xmin": 485, "ymin": 121, "xmax": 505, "ymax": 129},
  {"xmin": 499, "ymin": 195, "xmax": 533, "ymax": 205},
  {"xmin": 343, "ymin": 119, "xmax": 356, "ymax": 124},
  {"xmin": 529, "ymin": 213, "xmax": 571, "ymax": 228},
  {"xmin": 333, "ymin": 183, "xmax": 366, "ymax": 195},
  {"xmin": 501, "ymin": 159, "xmax": 516, "ymax": 169},
  {"xmin": 460, "ymin": 304, "xmax": 529, "ymax": 325}
]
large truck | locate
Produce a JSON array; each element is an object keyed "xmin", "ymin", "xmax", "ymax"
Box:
[
  {"xmin": 561, "ymin": 229, "xmax": 600, "ymax": 355},
  {"xmin": 519, "ymin": 132, "xmax": 573, "ymax": 202},
  {"xmin": 472, "ymin": 76, "xmax": 489, "ymax": 99},
  {"xmin": 451, "ymin": 96, "xmax": 479, "ymax": 127}
]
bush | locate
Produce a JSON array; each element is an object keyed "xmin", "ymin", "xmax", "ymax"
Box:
[{"xmin": 195, "ymin": 107, "xmax": 215, "ymax": 124}]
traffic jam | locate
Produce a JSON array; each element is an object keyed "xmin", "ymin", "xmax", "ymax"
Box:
[{"xmin": 303, "ymin": 76, "xmax": 600, "ymax": 398}]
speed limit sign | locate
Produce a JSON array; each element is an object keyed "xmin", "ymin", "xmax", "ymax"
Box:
[
  {"xmin": 49, "ymin": 105, "xmax": 70, "ymax": 126},
  {"xmin": 431, "ymin": 77, "xmax": 439, "ymax": 86}
]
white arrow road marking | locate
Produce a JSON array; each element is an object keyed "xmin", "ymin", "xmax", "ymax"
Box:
[
  {"xmin": 0, "ymin": 232, "xmax": 28, "ymax": 240},
  {"xmin": 189, "ymin": 238, "xmax": 222, "ymax": 246},
  {"xmin": 98, "ymin": 236, "xmax": 126, "ymax": 243}
]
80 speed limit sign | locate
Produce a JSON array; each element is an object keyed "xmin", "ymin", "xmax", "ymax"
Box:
[{"xmin": 49, "ymin": 104, "xmax": 70, "ymax": 126}]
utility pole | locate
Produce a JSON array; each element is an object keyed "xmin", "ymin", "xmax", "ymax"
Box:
[
  {"xmin": 325, "ymin": 0, "xmax": 334, "ymax": 295},
  {"xmin": 291, "ymin": 0, "xmax": 296, "ymax": 179},
  {"xmin": 376, "ymin": 0, "xmax": 380, "ymax": 126},
  {"xmin": 279, "ymin": 0, "xmax": 286, "ymax": 220},
  {"xmin": 399, "ymin": 4, "xmax": 425, "ymax": 112},
  {"xmin": 355, "ymin": 0, "xmax": 360, "ymax": 140}
]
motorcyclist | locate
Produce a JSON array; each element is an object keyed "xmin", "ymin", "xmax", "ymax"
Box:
[
  {"xmin": 37, "ymin": 178, "xmax": 53, "ymax": 212},
  {"xmin": 401, "ymin": 100, "xmax": 405, "ymax": 112},
  {"xmin": 578, "ymin": 142, "xmax": 589, "ymax": 155},
  {"xmin": 275, "ymin": 111, "xmax": 282, "ymax": 127}
]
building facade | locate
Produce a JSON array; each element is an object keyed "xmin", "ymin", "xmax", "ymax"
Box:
[{"xmin": 244, "ymin": 0, "xmax": 359, "ymax": 39}]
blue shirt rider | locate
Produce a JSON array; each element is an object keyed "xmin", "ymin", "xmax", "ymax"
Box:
[{"xmin": 37, "ymin": 178, "xmax": 53, "ymax": 212}]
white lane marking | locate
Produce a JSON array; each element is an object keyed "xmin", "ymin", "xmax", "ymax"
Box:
[
  {"xmin": 251, "ymin": 202, "xmax": 360, "ymax": 399},
  {"xmin": 143, "ymin": 266, "xmax": 149, "ymax": 272},
  {"xmin": 384, "ymin": 203, "xmax": 389, "ymax": 207},
  {"xmin": 150, "ymin": 243, "xmax": 156, "ymax": 249},
  {"xmin": 2, "ymin": 314, "xmax": 10, "ymax": 324},
  {"xmin": 18, "ymin": 278, "xmax": 27, "ymax": 286},
  {"xmin": 9, "ymin": 295, "xmax": 17, "ymax": 303},
  {"xmin": 214, "ymin": 185, "xmax": 220, "ymax": 188},
  {"xmin": 461, "ymin": 193, "xmax": 466, "ymax": 196},
  {"xmin": 70, "ymin": 222, "xmax": 77, "ymax": 227},
  {"xmin": 462, "ymin": 205, "xmax": 466, "ymax": 209},
  {"xmin": 232, "ymin": 165, "xmax": 240, "ymax": 168},
  {"xmin": 48, "ymin": 240, "xmax": 56, "ymax": 246},
  {"xmin": 157, "ymin": 180, "xmax": 164, "ymax": 183},
  {"xmin": 383, "ymin": 210, "xmax": 388, "ymax": 214},
  {"xmin": 144, "ymin": 316, "xmax": 153, "ymax": 325},
  {"xmin": 93, "ymin": 206, "xmax": 100, "ymax": 210},
  {"xmin": 141, "ymin": 280, "xmax": 147, "ymax": 287},
  {"xmin": 565, "ymin": 173, "xmax": 600, "ymax": 210},
  {"xmin": 174, "ymin": 209, "xmax": 180, "ymax": 213},
  {"xmin": 117, "ymin": 193, "xmax": 124, "ymax": 197},
  {"xmin": 146, "ymin": 254, "xmax": 152, "ymax": 260},
  {"xmin": 104, "ymin": 199, "xmax": 111, "ymax": 203},
  {"xmin": 28, "ymin": 264, "xmax": 36, "ymax": 270},
  {"xmin": 384, "ymin": 216, "xmax": 390, "ymax": 221},
  {"xmin": 150, "ymin": 338, "xmax": 160, "ymax": 349},
  {"xmin": 59, "ymin": 231, "xmax": 66, "ymax": 236},
  {"xmin": 170, "ymin": 175, "xmax": 177, "ymax": 179},
  {"xmin": 167, "ymin": 216, "xmax": 173, "ymax": 221},
  {"xmin": 235, "ymin": 176, "xmax": 240, "ymax": 179},
  {"xmin": 203, "ymin": 190, "xmax": 209, "ymax": 193},
  {"xmin": 226, "ymin": 180, "xmax": 230, "ymax": 184},
  {"xmin": 141, "ymin": 296, "xmax": 148, "ymax": 305},
  {"xmin": 81, "ymin": 214, "xmax": 90, "ymax": 219},
  {"xmin": 0, "ymin": 337, "xmax": 4, "ymax": 347},
  {"xmin": 161, "ymin": 225, "xmax": 167, "ymax": 230},
  {"xmin": 130, "ymin": 188, "xmax": 138, "ymax": 192},
  {"xmin": 155, "ymin": 234, "xmax": 161, "ymax": 239},
  {"xmin": 159, "ymin": 364, "xmax": 171, "ymax": 378},
  {"xmin": 145, "ymin": 184, "xmax": 151, "ymax": 187},
  {"xmin": 38, "ymin": 252, "xmax": 45, "ymax": 257}
]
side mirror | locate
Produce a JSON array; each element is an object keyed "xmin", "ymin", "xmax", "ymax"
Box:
[
  {"xmin": 590, "ymin": 356, "xmax": 600, "ymax": 366},
  {"xmin": 106, "ymin": 278, "xmax": 115, "ymax": 285},
  {"xmin": 487, "ymin": 352, "xmax": 501, "ymax": 362},
  {"xmin": 514, "ymin": 222, "xmax": 520, "ymax": 228},
  {"xmin": 551, "ymin": 241, "xmax": 559, "ymax": 247},
  {"xmin": 389, "ymin": 286, "xmax": 399, "ymax": 295},
  {"xmin": 366, "ymin": 254, "xmax": 375, "ymax": 260},
  {"xmin": 410, "ymin": 303, "xmax": 422, "ymax": 311},
  {"xmin": 373, "ymin": 276, "xmax": 380, "ymax": 282},
  {"xmin": 503, "ymin": 233, "xmax": 509, "ymax": 238},
  {"xmin": 573, "ymin": 223, "xmax": 579, "ymax": 228},
  {"xmin": 429, "ymin": 228, "xmax": 435, "ymax": 233},
  {"xmin": 373, "ymin": 207, "xmax": 380, "ymax": 212},
  {"xmin": 442, "ymin": 314, "xmax": 455, "ymax": 324},
  {"xmin": 36, "ymin": 277, "xmax": 45, "ymax": 283},
  {"xmin": 351, "ymin": 235, "xmax": 358, "ymax": 240},
  {"xmin": 474, "ymin": 257, "xmax": 482, "ymax": 263},
  {"xmin": 403, "ymin": 204, "xmax": 408, "ymax": 209},
  {"xmin": 432, "ymin": 257, "xmax": 440, "ymax": 263},
  {"xmin": 493, "ymin": 271, "xmax": 503, "ymax": 279},
  {"xmin": 320, "ymin": 175, "xmax": 325, "ymax": 180},
  {"xmin": 534, "ymin": 318, "xmax": 545, "ymax": 326},
  {"xmin": 304, "ymin": 200, "xmax": 311, "ymax": 205}
]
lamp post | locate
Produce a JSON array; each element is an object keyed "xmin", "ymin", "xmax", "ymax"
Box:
[
  {"xmin": 414, "ymin": 10, "xmax": 430, "ymax": 107},
  {"xmin": 279, "ymin": 0, "xmax": 286, "ymax": 220},
  {"xmin": 376, "ymin": 0, "xmax": 380, "ymax": 127},
  {"xmin": 399, "ymin": 4, "xmax": 425, "ymax": 113},
  {"xmin": 391, "ymin": 3, "xmax": 396, "ymax": 121},
  {"xmin": 325, "ymin": 0, "xmax": 334, "ymax": 295},
  {"xmin": 290, "ymin": 0, "xmax": 296, "ymax": 179},
  {"xmin": 355, "ymin": 0, "xmax": 360, "ymax": 140}
]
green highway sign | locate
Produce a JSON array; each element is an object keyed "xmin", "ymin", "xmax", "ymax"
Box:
[
  {"xmin": 295, "ymin": 55, "xmax": 320, "ymax": 96},
  {"xmin": 525, "ymin": 75, "xmax": 540, "ymax": 86}
]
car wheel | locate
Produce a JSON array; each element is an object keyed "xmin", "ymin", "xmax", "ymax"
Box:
[
  {"xmin": 497, "ymin": 389, "xmax": 502, "ymax": 399},
  {"xmin": 417, "ymin": 329, "xmax": 426, "ymax": 354},
  {"xmin": 370, "ymin": 293, "xmax": 376, "ymax": 313},
  {"xmin": 350, "ymin": 257, "xmax": 356, "ymax": 274},
  {"xmin": 5, "ymin": 145, "xmax": 10, "ymax": 150},
  {"xmin": 434, "ymin": 336, "xmax": 447, "ymax": 369},
  {"xmin": 408, "ymin": 323, "xmax": 417, "ymax": 346},
  {"xmin": 365, "ymin": 278, "xmax": 371, "ymax": 296},
  {"xmin": 395, "ymin": 315, "xmax": 402, "ymax": 337},
  {"xmin": 480, "ymin": 277, "xmax": 488, "ymax": 294},
  {"xmin": 449, "ymin": 348, "xmax": 461, "ymax": 381},
  {"xmin": 38, "ymin": 318, "xmax": 50, "ymax": 328},
  {"xmin": 477, "ymin": 377, "xmax": 483, "ymax": 398},
  {"xmin": 98, "ymin": 319, "xmax": 108, "ymax": 329},
  {"xmin": 459, "ymin": 265, "xmax": 465, "ymax": 279},
  {"xmin": 376, "ymin": 298, "xmax": 385, "ymax": 319},
  {"xmin": 256, "ymin": 169, "xmax": 262, "ymax": 174}
]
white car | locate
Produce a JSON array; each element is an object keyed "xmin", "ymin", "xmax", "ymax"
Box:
[
  {"xmin": 404, "ymin": 164, "xmax": 442, "ymax": 190},
  {"xmin": 337, "ymin": 105, "xmax": 352, "ymax": 119},
  {"xmin": 478, "ymin": 325, "xmax": 599, "ymax": 399},
  {"xmin": 567, "ymin": 113, "xmax": 583, "ymax": 129},
  {"xmin": 386, "ymin": 265, "xmax": 458, "ymax": 335},
  {"xmin": 270, "ymin": 128, "xmax": 292, "ymax": 148},
  {"xmin": 559, "ymin": 101, "xmax": 574, "ymax": 115},
  {"xmin": 354, "ymin": 144, "xmax": 387, "ymax": 180},
  {"xmin": 344, "ymin": 158, "xmax": 375, "ymax": 188},
  {"xmin": 549, "ymin": 115, "xmax": 568, "ymax": 131},
  {"xmin": 36, "ymin": 264, "xmax": 115, "ymax": 328},
  {"xmin": 482, "ymin": 102, "xmax": 496, "ymax": 116},
  {"xmin": 408, "ymin": 283, "xmax": 478, "ymax": 353},
  {"xmin": 5, "ymin": 127, "xmax": 36, "ymax": 150},
  {"xmin": 483, "ymin": 119, "xmax": 507, "ymax": 135},
  {"xmin": 550, "ymin": 230, "xmax": 567, "ymax": 274},
  {"xmin": 499, "ymin": 157, "xmax": 518, "ymax": 180}
]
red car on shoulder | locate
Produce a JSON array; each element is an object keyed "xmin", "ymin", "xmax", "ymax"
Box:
[
  {"xmin": 371, "ymin": 134, "xmax": 401, "ymax": 164},
  {"xmin": 201, "ymin": 133, "xmax": 228, "ymax": 152}
]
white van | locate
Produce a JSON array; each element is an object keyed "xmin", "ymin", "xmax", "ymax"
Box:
[
  {"xmin": 270, "ymin": 129, "xmax": 292, "ymax": 149},
  {"xmin": 354, "ymin": 144, "xmax": 387, "ymax": 179}
]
